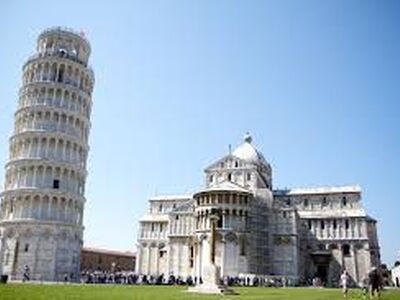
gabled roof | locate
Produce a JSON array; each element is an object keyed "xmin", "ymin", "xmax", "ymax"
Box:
[
  {"xmin": 149, "ymin": 195, "xmax": 192, "ymax": 201},
  {"xmin": 274, "ymin": 185, "xmax": 361, "ymax": 196},
  {"xmin": 82, "ymin": 247, "xmax": 135, "ymax": 257},
  {"xmin": 170, "ymin": 199, "xmax": 194, "ymax": 214}
]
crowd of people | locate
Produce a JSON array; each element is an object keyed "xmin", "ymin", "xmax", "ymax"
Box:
[
  {"xmin": 17, "ymin": 264, "xmax": 388, "ymax": 299},
  {"xmin": 80, "ymin": 266, "xmax": 386, "ymax": 295},
  {"xmin": 87, "ymin": 267, "xmax": 391, "ymax": 299},
  {"xmin": 79, "ymin": 270, "xmax": 294, "ymax": 287}
]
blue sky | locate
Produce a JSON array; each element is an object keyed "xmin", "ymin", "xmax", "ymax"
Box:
[{"xmin": 0, "ymin": 1, "xmax": 399, "ymax": 265}]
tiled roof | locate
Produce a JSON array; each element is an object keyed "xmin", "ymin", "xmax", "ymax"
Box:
[{"xmin": 82, "ymin": 247, "xmax": 135, "ymax": 257}]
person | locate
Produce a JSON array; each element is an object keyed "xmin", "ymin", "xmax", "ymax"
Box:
[
  {"xmin": 340, "ymin": 270, "xmax": 349, "ymax": 298},
  {"xmin": 282, "ymin": 276, "xmax": 287, "ymax": 287},
  {"xmin": 368, "ymin": 267, "xmax": 381, "ymax": 299},
  {"xmin": 22, "ymin": 265, "xmax": 30, "ymax": 282},
  {"xmin": 312, "ymin": 277, "xmax": 317, "ymax": 287}
]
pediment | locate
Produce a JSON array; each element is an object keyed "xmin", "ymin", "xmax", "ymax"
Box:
[
  {"xmin": 170, "ymin": 199, "xmax": 194, "ymax": 214},
  {"xmin": 197, "ymin": 180, "xmax": 250, "ymax": 194}
]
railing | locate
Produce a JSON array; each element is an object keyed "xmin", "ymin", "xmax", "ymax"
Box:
[
  {"xmin": 9, "ymin": 152, "xmax": 85, "ymax": 168},
  {"xmin": 22, "ymin": 77, "xmax": 93, "ymax": 96},
  {"xmin": 19, "ymin": 98, "xmax": 83, "ymax": 115},
  {"xmin": 39, "ymin": 26, "xmax": 90, "ymax": 46},
  {"xmin": 23, "ymin": 51, "xmax": 94, "ymax": 78},
  {"xmin": 18, "ymin": 122, "xmax": 81, "ymax": 139}
]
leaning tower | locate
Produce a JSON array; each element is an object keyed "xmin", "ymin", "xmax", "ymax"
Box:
[{"xmin": 0, "ymin": 27, "xmax": 94, "ymax": 282}]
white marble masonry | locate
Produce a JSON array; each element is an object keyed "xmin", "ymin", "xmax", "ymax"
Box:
[
  {"xmin": 136, "ymin": 133, "xmax": 380, "ymax": 287},
  {"xmin": 0, "ymin": 27, "xmax": 94, "ymax": 282}
]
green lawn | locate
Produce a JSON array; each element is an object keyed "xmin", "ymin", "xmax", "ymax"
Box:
[{"xmin": 0, "ymin": 284, "xmax": 399, "ymax": 300}]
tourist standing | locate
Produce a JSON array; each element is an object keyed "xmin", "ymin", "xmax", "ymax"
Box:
[
  {"xmin": 22, "ymin": 265, "xmax": 30, "ymax": 282},
  {"xmin": 368, "ymin": 267, "xmax": 381, "ymax": 299},
  {"xmin": 340, "ymin": 270, "xmax": 349, "ymax": 298}
]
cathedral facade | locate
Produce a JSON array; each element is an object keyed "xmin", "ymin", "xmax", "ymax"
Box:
[{"xmin": 136, "ymin": 134, "xmax": 380, "ymax": 286}]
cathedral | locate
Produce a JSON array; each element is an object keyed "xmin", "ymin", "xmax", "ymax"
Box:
[{"xmin": 136, "ymin": 134, "xmax": 381, "ymax": 286}]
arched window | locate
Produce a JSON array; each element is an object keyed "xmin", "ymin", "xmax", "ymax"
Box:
[
  {"xmin": 232, "ymin": 194, "xmax": 237, "ymax": 204},
  {"xmin": 333, "ymin": 219, "xmax": 337, "ymax": 229},
  {"xmin": 209, "ymin": 175, "xmax": 213, "ymax": 183},
  {"xmin": 53, "ymin": 179, "xmax": 60, "ymax": 189},
  {"xmin": 217, "ymin": 215, "xmax": 223, "ymax": 228},
  {"xmin": 159, "ymin": 204, "xmax": 163, "ymax": 212},
  {"xmin": 57, "ymin": 65, "xmax": 65, "ymax": 83},
  {"xmin": 247, "ymin": 173, "xmax": 251, "ymax": 181},
  {"xmin": 227, "ymin": 173, "xmax": 232, "ymax": 181},
  {"xmin": 342, "ymin": 244, "xmax": 351, "ymax": 256},
  {"xmin": 342, "ymin": 196, "xmax": 347, "ymax": 207},
  {"xmin": 321, "ymin": 220, "xmax": 325, "ymax": 230},
  {"xmin": 50, "ymin": 63, "xmax": 57, "ymax": 81},
  {"xmin": 345, "ymin": 219, "xmax": 349, "ymax": 230},
  {"xmin": 304, "ymin": 199, "xmax": 309, "ymax": 208}
]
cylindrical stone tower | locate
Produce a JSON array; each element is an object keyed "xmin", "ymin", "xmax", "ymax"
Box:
[{"xmin": 0, "ymin": 27, "xmax": 94, "ymax": 282}]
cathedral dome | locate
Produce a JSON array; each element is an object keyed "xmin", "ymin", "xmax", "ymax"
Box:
[{"xmin": 232, "ymin": 133, "xmax": 267, "ymax": 165}]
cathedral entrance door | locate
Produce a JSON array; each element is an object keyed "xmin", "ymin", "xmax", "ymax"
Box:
[
  {"xmin": 311, "ymin": 251, "xmax": 331, "ymax": 286},
  {"xmin": 316, "ymin": 265, "xmax": 328, "ymax": 284}
]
